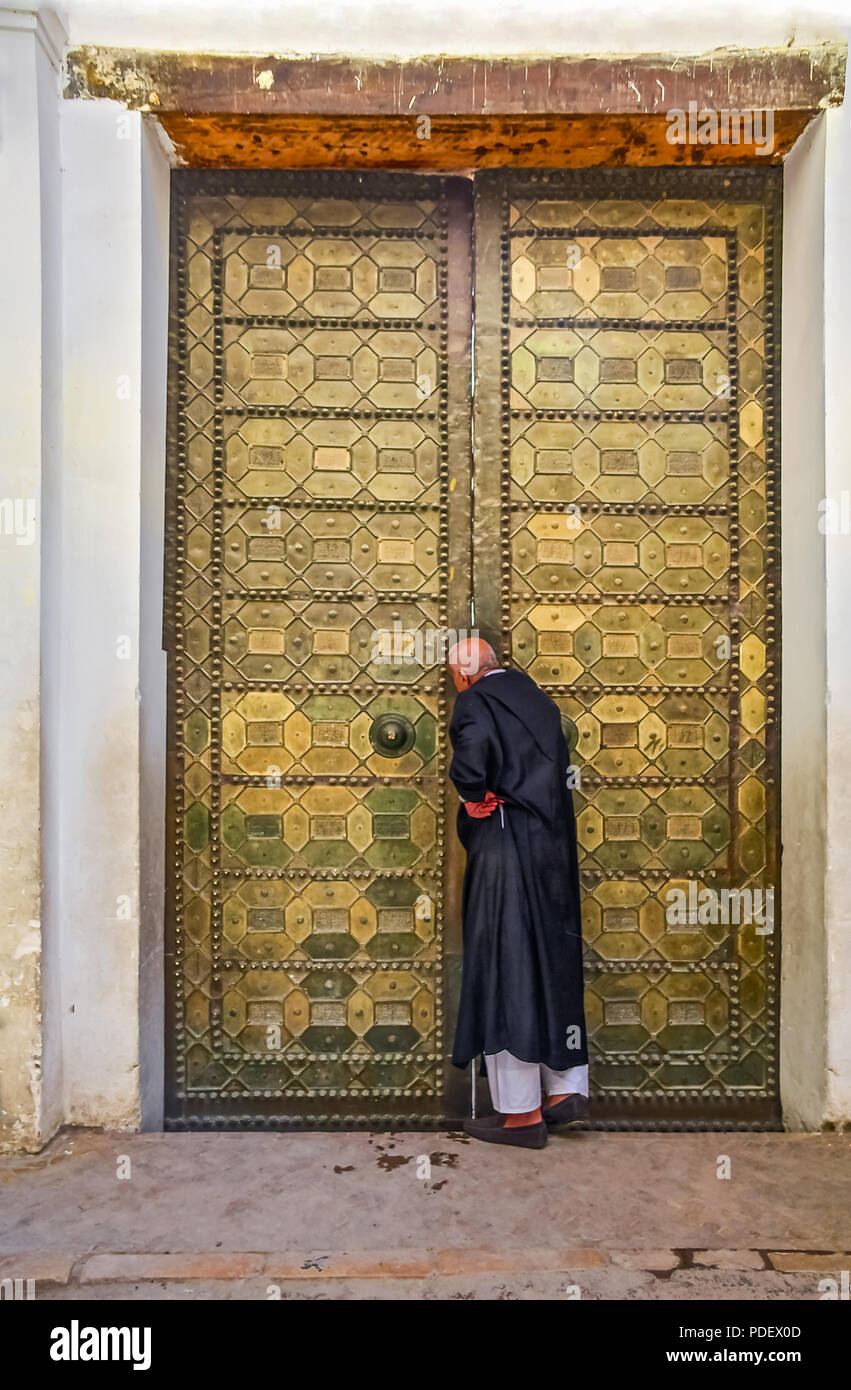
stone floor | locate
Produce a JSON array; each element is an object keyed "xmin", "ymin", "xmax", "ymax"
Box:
[{"xmin": 1, "ymin": 1127, "xmax": 850, "ymax": 1300}]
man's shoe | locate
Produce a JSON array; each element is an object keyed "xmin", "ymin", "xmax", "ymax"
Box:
[
  {"xmin": 543, "ymin": 1094, "xmax": 590, "ymax": 1128},
  {"xmin": 463, "ymin": 1113, "xmax": 548, "ymax": 1148}
]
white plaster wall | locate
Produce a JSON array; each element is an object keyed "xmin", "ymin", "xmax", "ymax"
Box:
[
  {"xmin": 59, "ymin": 99, "xmax": 144, "ymax": 1128},
  {"xmin": 36, "ymin": 6, "xmax": 66, "ymax": 1143},
  {"xmin": 780, "ymin": 114, "xmax": 828, "ymax": 1130},
  {"xmin": 0, "ymin": 14, "xmax": 46, "ymax": 1152},
  {"xmin": 49, "ymin": 0, "xmax": 851, "ymax": 58},
  {"xmin": 822, "ymin": 103, "xmax": 851, "ymax": 1124}
]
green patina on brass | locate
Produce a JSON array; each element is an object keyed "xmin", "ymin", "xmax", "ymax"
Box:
[
  {"xmin": 474, "ymin": 168, "xmax": 781, "ymax": 1128},
  {"xmin": 164, "ymin": 170, "xmax": 473, "ymax": 1130},
  {"xmin": 165, "ymin": 166, "xmax": 780, "ymax": 1131}
]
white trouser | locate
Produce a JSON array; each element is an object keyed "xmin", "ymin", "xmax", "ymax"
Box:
[{"xmin": 485, "ymin": 1050, "xmax": 589, "ymax": 1114}]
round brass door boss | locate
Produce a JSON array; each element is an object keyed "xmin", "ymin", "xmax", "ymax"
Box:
[{"xmin": 369, "ymin": 712, "xmax": 416, "ymax": 757}]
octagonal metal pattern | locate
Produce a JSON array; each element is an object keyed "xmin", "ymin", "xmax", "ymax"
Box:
[
  {"xmin": 167, "ymin": 167, "xmax": 781, "ymax": 1133},
  {"xmin": 474, "ymin": 169, "xmax": 781, "ymax": 1129},
  {"xmin": 165, "ymin": 172, "xmax": 472, "ymax": 1130}
]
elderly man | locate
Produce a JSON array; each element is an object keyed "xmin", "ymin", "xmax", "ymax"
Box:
[{"xmin": 448, "ymin": 637, "xmax": 588, "ymax": 1148}]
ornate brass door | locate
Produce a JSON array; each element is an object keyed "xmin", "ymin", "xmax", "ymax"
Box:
[
  {"xmin": 166, "ymin": 167, "xmax": 781, "ymax": 1131},
  {"xmin": 165, "ymin": 172, "xmax": 472, "ymax": 1129},
  {"xmin": 473, "ymin": 169, "xmax": 781, "ymax": 1129}
]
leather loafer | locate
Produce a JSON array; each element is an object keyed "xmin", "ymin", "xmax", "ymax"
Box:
[
  {"xmin": 463, "ymin": 1114, "xmax": 548, "ymax": 1148},
  {"xmin": 543, "ymin": 1094, "xmax": 589, "ymax": 1128}
]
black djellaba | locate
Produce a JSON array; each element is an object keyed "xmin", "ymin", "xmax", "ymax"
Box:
[{"xmin": 448, "ymin": 667, "xmax": 588, "ymax": 1074}]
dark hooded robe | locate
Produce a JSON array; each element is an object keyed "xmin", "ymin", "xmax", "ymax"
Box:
[{"xmin": 449, "ymin": 668, "xmax": 587, "ymax": 1072}]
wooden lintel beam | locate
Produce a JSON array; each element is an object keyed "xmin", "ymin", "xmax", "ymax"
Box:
[
  {"xmin": 157, "ymin": 111, "xmax": 813, "ymax": 170},
  {"xmin": 64, "ymin": 44, "xmax": 846, "ymax": 117}
]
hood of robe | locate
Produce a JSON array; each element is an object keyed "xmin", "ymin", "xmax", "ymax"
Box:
[{"xmin": 468, "ymin": 668, "xmax": 561, "ymax": 760}]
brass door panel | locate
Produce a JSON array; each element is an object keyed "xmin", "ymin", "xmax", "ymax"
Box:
[
  {"xmin": 473, "ymin": 169, "xmax": 781, "ymax": 1129},
  {"xmin": 165, "ymin": 172, "xmax": 472, "ymax": 1129}
]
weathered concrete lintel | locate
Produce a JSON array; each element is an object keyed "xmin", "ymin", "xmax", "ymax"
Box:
[{"xmin": 64, "ymin": 44, "xmax": 847, "ymax": 116}]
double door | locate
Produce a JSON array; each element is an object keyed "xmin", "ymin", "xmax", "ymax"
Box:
[{"xmin": 164, "ymin": 167, "xmax": 781, "ymax": 1130}]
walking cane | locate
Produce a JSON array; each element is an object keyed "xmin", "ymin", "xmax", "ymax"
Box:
[{"xmin": 471, "ymin": 1055, "xmax": 477, "ymax": 1118}]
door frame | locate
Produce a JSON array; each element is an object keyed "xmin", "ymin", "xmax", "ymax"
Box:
[{"xmin": 120, "ymin": 64, "xmax": 842, "ymax": 1133}]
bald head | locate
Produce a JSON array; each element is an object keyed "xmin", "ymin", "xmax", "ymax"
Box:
[{"xmin": 448, "ymin": 637, "xmax": 501, "ymax": 691}]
